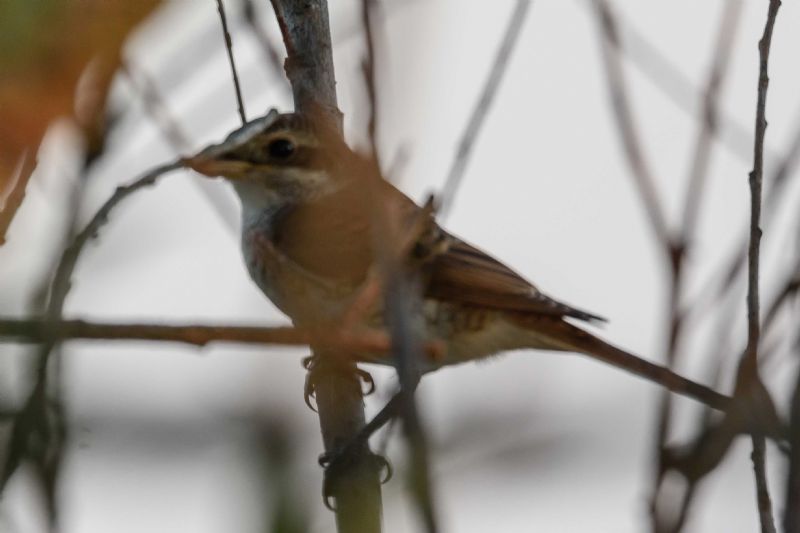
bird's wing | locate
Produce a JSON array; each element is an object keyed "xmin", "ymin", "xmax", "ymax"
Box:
[{"xmin": 423, "ymin": 237, "xmax": 605, "ymax": 323}]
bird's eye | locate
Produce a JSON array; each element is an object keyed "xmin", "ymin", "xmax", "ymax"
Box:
[{"xmin": 267, "ymin": 138, "xmax": 296, "ymax": 160}]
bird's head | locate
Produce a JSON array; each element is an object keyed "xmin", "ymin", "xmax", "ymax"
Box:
[{"xmin": 189, "ymin": 109, "xmax": 346, "ymax": 201}]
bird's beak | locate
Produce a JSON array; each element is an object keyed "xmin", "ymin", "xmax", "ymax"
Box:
[
  {"xmin": 185, "ymin": 150, "xmax": 253, "ymax": 180},
  {"xmin": 186, "ymin": 109, "xmax": 280, "ymax": 180}
]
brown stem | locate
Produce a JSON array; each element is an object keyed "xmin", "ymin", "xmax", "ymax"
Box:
[
  {"xmin": 215, "ymin": 0, "xmax": 247, "ymax": 125},
  {"xmin": 743, "ymin": 2, "xmax": 781, "ymax": 532}
]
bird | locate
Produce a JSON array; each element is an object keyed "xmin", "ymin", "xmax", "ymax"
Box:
[{"xmin": 189, "ymin": 109, "xmax": 728, "ymax": 411}]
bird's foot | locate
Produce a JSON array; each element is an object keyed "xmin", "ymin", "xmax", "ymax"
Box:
[
  {"xmin": 319, "ymin": 446, "xmax": 392, "ymax": 510},
  {"xmin": 302, "ymin": 354, "xmax": 376, "ymax": 412}
]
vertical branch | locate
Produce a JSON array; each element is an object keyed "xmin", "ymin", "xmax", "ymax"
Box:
[
  {"xmin": 743, "ymin": 2, "xmax": 781, "ymax": 532},
  {"xmin": 752, "ymin": 435, "xmax": 777, "ymax": 533},
  {"xmin": 269, "ymin": 0, "xmax": 342, "ymax": 125},
  {"xmin": 215, "ymin": 0, "xmax": 248, "ymax": 125},
  {"xmin": 649, "ymin": 5, "xmax": 741, "ymax": 531},
  {"xmin": 269, "ymin": 2, "xmax": 382, "ymax": 532}
]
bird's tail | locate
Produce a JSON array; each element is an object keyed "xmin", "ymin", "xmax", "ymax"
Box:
[{"xmin": 513, "ymin": 315, "xmax": 730, "ymax": 411}]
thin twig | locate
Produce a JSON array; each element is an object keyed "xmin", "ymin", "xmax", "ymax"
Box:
[
  {"xmin": 439, "ymin": 0, "xmax": 530, "ymax": 218},
  {"xmin": 649, "ymin": 6, "xmax": 742, "ymax": 530},
  {"xmin": 753, "ymin": 435, "xmax": 777, "ymax": 533},
  {"xmin": 359, "ymin": 1, "xmax": 437, "ymax": 529},
  {"xmin": 0, "ymin": 318, "xmax": 308, "ymax": 346},
  {"xmin": 593, "ymin": 0, "xmax": 671, "ymax": 248},
  {"xmin": 684, "ymin": 54, "xmax": 800, "ymax": 338},
  {"xmin": 0, "ymin": 152, "xmax": 37, "ymax": 246},
  {"xmin": 0, "ymin": 317, "xmax": 410, "ymax": 355},
  {"xmin": 215, "ymin": 0, "xmax": 247, "ymax": 125},
  {"xmin": 241, "ymin": 0, "xmax": 286, "ymax": 81},
  {"xmin": 360, "ymin": 0, "xmax": 380, "ymax": 160},
  {"xmin": 120, "ymin": 60, "xmax": 191, "ymax": 153},
  {"xmin": 47, "ymin": 161, "xmax": 184, "ymax": 317},
  {"xmin": 580, "ymin": 0, "xmax": 759, "ymax": 165},
  {"xmin": 680, "ymin": 1, "xmax": 741, "ymax": 243},
  {"xmin": 0, "ymin": 313, "xmax": 740, "ymax": 413},
  {"xmin": 743, "ymin": 2, "xmax": 782, "ymax": 531}
]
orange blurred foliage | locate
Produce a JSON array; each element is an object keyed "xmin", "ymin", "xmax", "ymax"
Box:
[{"xmin": 0, "ymin": 0, "xmax": 161, "ymax": 200}]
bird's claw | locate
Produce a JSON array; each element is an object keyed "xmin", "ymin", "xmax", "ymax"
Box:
[
  {"xmin": 302, "ymin": 355, "xmax": 376, "ymax": 412},
  {"xmin": 355, "ymin": 367, "xmax": 376, "ymax": 396},
  {"xmin": 302, "ymin": 354, "xmax": 319, "ymax": 412},
  {"xmin": 319, "ymin": 447, "xmax": 392, "ymax": 510}
]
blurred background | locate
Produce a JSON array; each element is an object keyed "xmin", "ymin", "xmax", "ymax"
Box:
[{"xmin": 2, "ymin": 0, "xmax": 800, "ymax": 531}]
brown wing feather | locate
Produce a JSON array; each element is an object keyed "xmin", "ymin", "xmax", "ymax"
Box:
[{"xmin": 425, "ymin": 238, "xmax": 604, "ymax": 322}]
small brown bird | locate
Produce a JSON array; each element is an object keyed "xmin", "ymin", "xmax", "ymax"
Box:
[{"xmin": 191, "ymin": 109, "xmax": 726, "ymax": 409}]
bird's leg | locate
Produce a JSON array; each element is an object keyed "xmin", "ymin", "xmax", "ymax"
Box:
[{"xmin": 319, "ymin": 392, "xmax": 404, "ymax": 507}]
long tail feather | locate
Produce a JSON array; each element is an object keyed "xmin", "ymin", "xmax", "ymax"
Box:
[{"xmin": 513, "ymin": 315, "xmax": 731, "ymax": 411}]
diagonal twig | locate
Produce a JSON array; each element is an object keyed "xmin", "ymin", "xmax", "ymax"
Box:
[
  {"xmin": 241, "ymin": 0, "xmax": 286, "ymax": 82},
  {"xmin": 0, "ymin": 152, "xmax": 37, "ymax": 246},
  {"xmin": 592, "ymin": 0, "xmax": 671, "ymax": 248},
  {"xmin": 47, "ymin": 161, "xmax": 185, "ymax": 317},
  {"xmin": 649, "ymin": 5, "xmax": 742, "ymax": 531},
  {"xmin": 680, "ymin": 1, "xmax": 742, "ymax": 244},
  {"xmin": 120, "ymin": 60, "xmax": 191, "ymax": 153},
  {"xmin": 439, "ymin": 0, "xmax": 531, "ymax": 219}
]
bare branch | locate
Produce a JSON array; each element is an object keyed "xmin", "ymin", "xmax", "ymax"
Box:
[
  {"xmin": 241, "ymin": 0, "xmax": 286, "ymax": 81},
  {"xmin": 120, "ymin": 60, "xmax": 191, "ymax": 153},
  {"xmin": 47, "ymin": 161, "xmax": 184, "ymax": 318},
  {"xmin": 649, "ymin": 6, "xmax": 742, "ymax": 528},
  {"xmin": 439, "ymin": 0, "xmax": 530, "ymax": 218},
  {"xmin": 742, "ymin": 2, "xmax": 782, "ymax": 531},
  {"xmin": 358, "ymin": 1, "xmax": 438, "ymax": 529},
  {"xmin": 589, "ymin": 3, "xmax": 759, "ymax": 165},
  {"xmin": 592, "ymin": 0, "xmax": 671, "ymax": 247},
  {"xmin": 269, "ymin": 0, "xmax": 341, "ymax": 123},
  {"xmin": 0, "ymin": 317, "xmax": 395, "ymax": 353},
  {"xmin": 215, "ymin": 0, "xmax": 247, "ymax": 125},
  {"xmin": 680, "ymin": 1, "xmax": 742, "ymax": 242},
  {"xmin": 0, "ymin": 152, "xmax": 36, "ymax": 246},
  {"xmin": 268, "ymin": 2, "xmax": 381, "ymax": 531},
  {"xmin": 752, "ymin": 435, "xmax": 777, "ymax": 533}
]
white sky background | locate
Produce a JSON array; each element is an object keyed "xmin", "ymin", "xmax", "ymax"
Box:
[{"xmin": 2, "ymin": 0, "xmax": 800, "ymax": 532}]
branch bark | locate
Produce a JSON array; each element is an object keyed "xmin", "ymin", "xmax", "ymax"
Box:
[
  {"xmin": 743, "ymin": 2, "xmax": 781, "ymax": 532},
  {"xmin": 269, "ymin": 2, "xmax": 382, "ymax": 531}
]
